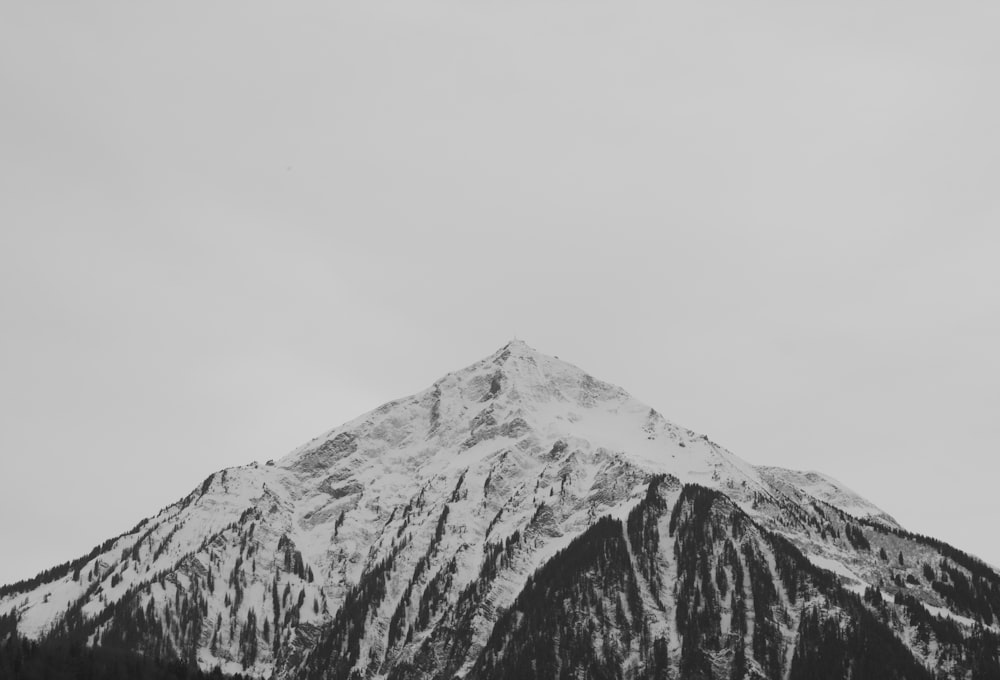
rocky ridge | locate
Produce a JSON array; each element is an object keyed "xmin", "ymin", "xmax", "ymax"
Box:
[{"xmin": 2, "ymin": 340, "xmax": 998, "ymax": 678}]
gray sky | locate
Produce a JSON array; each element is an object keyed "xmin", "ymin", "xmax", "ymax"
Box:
[{"xmin": 1, "ymin": 0, "xmax": 998, "ymax": 585}]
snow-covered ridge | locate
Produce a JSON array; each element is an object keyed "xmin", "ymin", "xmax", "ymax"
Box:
[
  {"xmin": 756, "ymin": 465, "xmax": 901, "ymax": 529},
  {"xmin": 1, "ymin": 339, "xmax": 992, "ymax": 679}
]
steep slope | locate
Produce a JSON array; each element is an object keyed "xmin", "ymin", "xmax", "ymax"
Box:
[
  {"xmin": 465, "ymin": 477, "xmax": 941, "ymax": 680},
  {"xmin": 756, "ymin": 466, "xmax": 901, "ymax": 529},
  {"xmin": 1, "ymin": 340, "xmax": 997, "ymax": 678}
]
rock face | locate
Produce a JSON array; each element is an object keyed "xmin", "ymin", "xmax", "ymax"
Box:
[{"xmin": 2, "ymin": 340, "xmax": 999, "ymax": 679}]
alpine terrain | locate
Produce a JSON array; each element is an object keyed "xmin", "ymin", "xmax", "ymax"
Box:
[{"xmin": 2, "ymin": 340, "xmax": 999, "ymax": 679}]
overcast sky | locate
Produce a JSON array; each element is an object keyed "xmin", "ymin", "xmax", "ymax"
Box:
[{"xmin": 1, "ymin": 0, "xmax": 998, "ymax": 586}]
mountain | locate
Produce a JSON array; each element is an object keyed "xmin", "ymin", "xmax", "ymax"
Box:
[{"xmin": 2, "ymin": 340, "xmax": 999, "ymax": 679}]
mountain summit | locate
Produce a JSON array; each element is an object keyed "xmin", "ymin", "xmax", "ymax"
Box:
[{"xmin": 2, "ymin": 342, "xmax": 998, "ymax": 679}]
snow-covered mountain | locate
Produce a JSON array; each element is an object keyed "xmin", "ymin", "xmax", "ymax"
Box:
[{"xmin": 2, "ymin": 340, "xmax": 999, "ymax": 679}]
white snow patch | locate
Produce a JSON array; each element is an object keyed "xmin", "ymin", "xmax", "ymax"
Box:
[{"xmin": 807, "ymin": 554, "xmax": 865, "ymax": 585}]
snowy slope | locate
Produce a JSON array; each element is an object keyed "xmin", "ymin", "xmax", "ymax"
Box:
[
  {"xmin": 756, "ymin": 466, "xmax": 901, "ymax": 529},
  {"xmin": 1, "ymin": 340, "xmax": 997, "ymax": 679}
]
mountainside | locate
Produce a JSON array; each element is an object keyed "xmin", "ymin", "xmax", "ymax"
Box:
[{"xmin": 2, "ymin": 340, "xmax": 999, "ymax": 679}]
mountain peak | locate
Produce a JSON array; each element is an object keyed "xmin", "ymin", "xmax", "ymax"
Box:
[
  {"xmin": 488, "ymin": 337, "xmax": 541, "ymax": 365},
  {"xmin": 500, "ymin": 337, "xmax": 533, "ymax": 351},
  {"xmin": 3, "ymin": 340, "xmax": 989, "ymax": 679},
  {"xmin": 468, "ymin": 338, "xmax": 627, "ymax": 409}
]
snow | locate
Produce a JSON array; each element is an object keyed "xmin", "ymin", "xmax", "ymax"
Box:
[
  {"xmin": 922, "ymin": 602, "xmax": 1000, "ymax": 633},
  {"xmin": 2, "ymin": 339, "xmax": 995, "ymax": 678},
  {"xmin": 757, "ymin": 466, "xmax": 901, "ymax": 529},
  {"xmin": 806, "ymin": 554, "xmax": 866, "ymax": 585}
]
